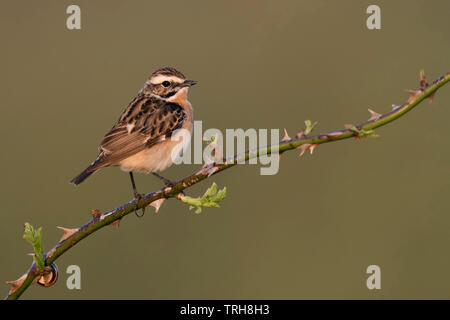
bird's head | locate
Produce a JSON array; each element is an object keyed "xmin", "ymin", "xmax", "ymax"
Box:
[{"xmin": 141, "ymin": 67, "xmax": 196, "ymax": 99}]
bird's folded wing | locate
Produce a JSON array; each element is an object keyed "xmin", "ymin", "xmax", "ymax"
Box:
[{"xmin": 96, "ymin": 101, "xmax": 186, "ymax": 167}]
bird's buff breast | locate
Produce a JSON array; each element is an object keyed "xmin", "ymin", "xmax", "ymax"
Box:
[{"xmin": 118, "ymin": 141, "xmax": 179, "ymax": 173}]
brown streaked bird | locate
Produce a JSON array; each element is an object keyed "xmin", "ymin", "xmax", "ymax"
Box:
[{"xmin": 70, "ymin": 67, "xmax": 196, "ymax": 216}]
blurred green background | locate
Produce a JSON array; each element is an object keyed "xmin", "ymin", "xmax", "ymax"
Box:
[{"xmin": 1, "ymin": 0, "xmax": 449, "ymax": 299}]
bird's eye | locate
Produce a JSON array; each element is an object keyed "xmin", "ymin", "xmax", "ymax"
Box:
[{"xmin": 162, "ymin": 81, "xmax": 170, "ymax": 87}]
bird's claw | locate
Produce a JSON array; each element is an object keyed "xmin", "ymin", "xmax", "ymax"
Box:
[{"xmin": 133, "ymin": 193, "xmax": 145, "ymax": 218}]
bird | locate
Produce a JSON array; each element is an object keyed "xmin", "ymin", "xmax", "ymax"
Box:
[{"xmin": 70, "ymin": 67, "xmax": 196, "ymax": 216}]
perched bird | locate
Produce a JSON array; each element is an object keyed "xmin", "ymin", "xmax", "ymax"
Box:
[{"xmin": 70, "ymin": 67, "xmax": 196, "ymax": 216}]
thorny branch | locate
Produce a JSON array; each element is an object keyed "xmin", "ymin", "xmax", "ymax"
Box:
[{"xmin": 4, "ymin": 70, "xmax": 450, "ymax": 300}]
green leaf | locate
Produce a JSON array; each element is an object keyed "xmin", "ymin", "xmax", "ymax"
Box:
[
  {"xmin": 304, "ymin": 120, "xmax": 318, "ymax": 135},
  {"xmin": 180, "ymin": 182, "xmax": 227, "ymax": 214},
  {"xmin": 204, "ymin": 183, "xmax": 217, "ymax": 197},
  {"xmin": 23, "ymin": 222, "xmax": 45, "ymax": 271}
]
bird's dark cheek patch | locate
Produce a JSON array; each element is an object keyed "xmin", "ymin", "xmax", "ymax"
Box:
[{"xmin": 161, "ymin": 91, "xmax": 176, "ymax": 98}]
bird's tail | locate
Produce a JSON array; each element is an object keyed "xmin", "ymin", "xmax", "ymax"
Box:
[
  {"xmin": 70, "ymin": 164, "xmax": 99, "ymax": 185},
  {"xmin": 71, "ymin": 154, "xmax": 107, "ymax": 185}
]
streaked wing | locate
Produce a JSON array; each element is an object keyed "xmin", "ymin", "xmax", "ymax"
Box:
[{"xmin": 97, "ymin": 95, "xmax": 186, "ymax": 167}]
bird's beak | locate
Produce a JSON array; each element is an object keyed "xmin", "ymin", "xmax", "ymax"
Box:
[{"xmin": 180, "ymin": 79, "xmax": 197, "ymax": 87}]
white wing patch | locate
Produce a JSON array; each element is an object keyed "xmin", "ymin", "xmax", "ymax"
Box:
[{"xmin": 126, "ymin": 123, "xmax": 135, "ymax": 133}]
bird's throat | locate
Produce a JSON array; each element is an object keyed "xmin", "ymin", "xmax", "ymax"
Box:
[{"xmin": 167, "ymin": 87, "xmax": 189, "ymax": 106}]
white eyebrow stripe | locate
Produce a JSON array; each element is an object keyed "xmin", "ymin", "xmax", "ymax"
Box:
[{"xmin": 149, "ymin": 75, "xmax": 184, "ymax": 84}]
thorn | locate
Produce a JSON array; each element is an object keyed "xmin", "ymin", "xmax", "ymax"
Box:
[
  {"xmin": 296, "ymin": 130, "xmax": 306, "ymax": 139},
  {"xmin": 298, "ymin": 143, "xmax": 319, "ymax": 156},
  {"xmin": 406, "ymin": 90, "xmax": 422, "ymax": 103},
  {"xmin": 429, "ymin": 92, "xmax": 435, "ymax": 103},
  {"xmin": 110, "ymin": 219, "xmax": 121, "ymax": 229},
  {"xmin": 298, "ymin": 144, "xmax": 311, "ymax": 157},
  {"xmin": 420, "ymin": 69, "xmax": 428, "ymax": 89},
  {"xmin": 207, "ymin": 167, "xmax": 219, "ymax": 177},
  {"xmin": 368, "ymin": 108, "xmax": 382, "ymax": 121},
  {"xmin": 199, "ymin": 164, "xmax": 219, "ymax": 177},
  {"xmin": 27, "ymin": 253, "xmax": 35, "ymax": 257},
  {"xmin": 56, "ymin": 226, "xmax": 79, "ymax": 242},
  {"xmin": 281, "ymin": 128, "xmax": 291, "ymax": 142},
  {"xmin": 149, "ymin": 198, "xmax": 166, "ymax": 213},
  {"xmin": 91, "ymin": 209, "xmax": 103, "ymax": 219},
  {"xmin": 392, "ymin": 104, "xmax": 401, "ymax": 111},
  {"xmin": 6, "ymin": 273, "xmax": 28, "ymax": 295}
]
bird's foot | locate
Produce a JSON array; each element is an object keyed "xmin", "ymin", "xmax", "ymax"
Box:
[{"xmin": 133, "ymin": 192, "xmax": 145, "ymax": 218}]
